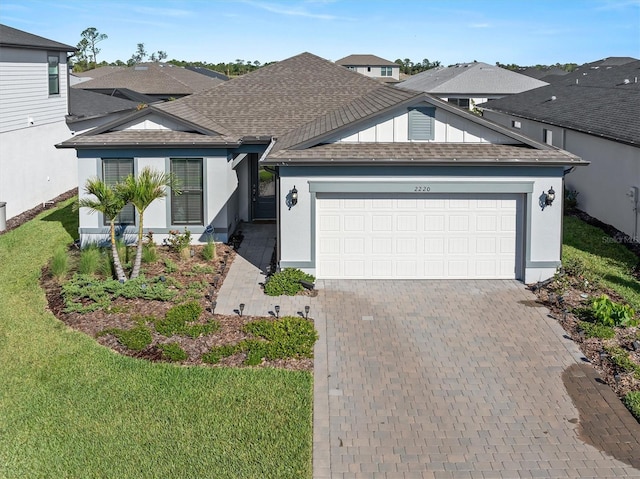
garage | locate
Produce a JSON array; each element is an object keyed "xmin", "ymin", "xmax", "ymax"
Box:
[{"xmin": 316, "ymin": 193, "xmax": 523, "ymax": 279}]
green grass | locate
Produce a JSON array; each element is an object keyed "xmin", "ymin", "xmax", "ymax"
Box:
[
  {"xmin": 0, "ymin": 197, "xmax": 313, "ymax": 479},
  {"xmin": 563, "ymin": 216, "xmax": 640, "ymax": 310}
]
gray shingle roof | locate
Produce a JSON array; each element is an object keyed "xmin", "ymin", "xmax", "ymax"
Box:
[
  {"xmin": 335, "ymin": 54, "xmax": 398, "ymax": 67},
  {"xmin": 267, "ymin": 142, "xmax": 581, "ymax": 165},
  {"xmin": 0, "ymin": 24, "xmax": 75, "ymax": 51},
  {"xmin": 60, "ymin": 130, "xmax": 239, "ymax": 148},
  {"xmin": 73, "ymin": 62, "xmax": 224, "ymax": 95},
  {"xmin": 398, "ymin": 62, "xmax": 548, "ymax": 95},
  {"xmin": 75, "ymin": 66, "xmax": 126, "ymax": 78},
  {"xmin": 185, "ymin": 66, "xmax": 229, "ymax": 81},
  {"xmin": 67, "ymin": 88, "xmax": 139, "ymax": 122},
  {"xmin": 480, "ymin": 60, "xmax": 640, "ymax": 146}
]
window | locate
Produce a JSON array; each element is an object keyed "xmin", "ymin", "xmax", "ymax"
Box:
[
  {"xmin": 408, "ymin": 107, "xmax": 436, "ymax": 141},
  {"xmin": 367, "ymin": 66, "xmax": 371, "ymax": 72},
  {"xmin": 447, "ymin": 98, "xmax": 470, "ymax": 109},
  {"xmin": 103, "ymin": 159, "xmax": 135, "ymax": 225},
  {"xmin": 543, "ymin": 129, "xmax": 553, "ymax": 145},
  {"xmin": 48, "ymin": 53, "xmax": 60, "ymax": 95},
  {"xmin": 171, "ymin": 158, "xmax": 203, "ymax": 225},
  {"xmin": 512, "ymin": 120, "xmax": 522, "ymax": 129},
  {"xmin": 381, "ymin": 66, "xmax": 393, "ymax": 77},
  {"xmin": 347, "ymin": 66, "xmax": 356, "ymax": 71}
]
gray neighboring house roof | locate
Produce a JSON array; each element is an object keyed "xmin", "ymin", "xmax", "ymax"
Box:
[
  {"xmin": 398, "ymin": 62, "xmax": 548, "ymax": 95},
  {"xmin": 335, "ymin": 54, "xmax": 398, "ymax": 67},
  {"xmin": 67, "ymin": 88, "xmax": 139, "ymax": 123},
  {"xmin": 74, "ymin": 66, "xmax": 126, "ymax": 78},
  {"xmin": 185, "ymin": 66, "xmax": 229, "ymax": 81},
  {"xmin": 517, "ymin": 66, "xmax": 569, "ymax": 82},
  {"xmin": 73, "ymin": 62, "xmax": 225, "ymax": 95},
  {"xmin": 0, "ymin": 23, "xmax": 75, "ymax": 51},
  {"xmin": 60, "ymin": 52, "xmax": 582, "ymax": 166},
  {"xmin": 479, "ymin": 60, "xmax": 640, "ymax": 146}
]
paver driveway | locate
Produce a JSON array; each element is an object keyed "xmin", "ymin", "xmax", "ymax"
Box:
[{"xmin": 312, "ymin": 280, "xmax": 640, "ymax": 479}]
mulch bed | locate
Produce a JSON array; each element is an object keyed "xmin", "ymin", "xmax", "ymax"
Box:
[{"xmin": 41, "ymin": 241, "xmax": 313, "ymax": 372}]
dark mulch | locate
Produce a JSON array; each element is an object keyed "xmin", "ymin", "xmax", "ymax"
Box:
[{"xmin": 41, "ymin": 243, "xmax": 313, "ymax": 372}]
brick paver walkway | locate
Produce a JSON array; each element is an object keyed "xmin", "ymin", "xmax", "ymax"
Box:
[{"xmin": 215, "ymin": 225, "xmax": 640, "ymax": 478}]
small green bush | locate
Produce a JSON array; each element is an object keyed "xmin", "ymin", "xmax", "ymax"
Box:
[
  {"xmin": 623, "ymin": 391, "xmax": 640, "ymax": 421},
  {"xmin": 202, "ymin": 344, "xmax": 239, "ymax": 364},
  {"xmin": 79, "ymin": 245, "xmax": 103, "ymax": 276},
  {"xmin": 244, "ymin": 316, "xmax": 318, "ymax": 359},
  {"xmin": 50, "ymin": 247, "xmax": 69, "ymax": 279},
  {"xmin": 202, "ymin": 241, "xmax": 216, "ymax": 261},
  {"xmin": 264, "ymin": 268, "xmax": 315, "ymax": 296},
  {"xmin": 100, "ymin": 326, "xmax": 152, "ymax": 351},
  {"xmin": 578, "ymin": 321, "xmax": 615, "ymax": 339},
  {"xmin": 166, "ymin": 228, "xmax": 192, "ymax": 254},
  {"xmin": 592, "ymin": 295, "xmax": 637, "ymax": 327},
  {"xmin": 158, "ymin": 342, "xmax": 188, "ymax": 361},
  {"xmin": 155, "ymin": 301, "xmax": 218, "ymax": 338},
  {"xmin": 605, "ymin": 346, "xmax": 640, "ymax": 379},
  {"xmin": 191, "ymin": 264, "xmax": 215, "ymax": 275},
  {"xmin": 164, "ymin": 258, "xmax": 177, "ymax": 273}
]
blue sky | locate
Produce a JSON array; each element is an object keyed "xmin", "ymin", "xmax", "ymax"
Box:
[{"xmin": 1, "ymin": 0, "xmax": 639, "ymax": 66}]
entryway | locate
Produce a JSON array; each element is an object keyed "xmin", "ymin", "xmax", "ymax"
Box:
[{"xmin": 251, "ymin": 154, "xmax": 276, "ymax": 220}]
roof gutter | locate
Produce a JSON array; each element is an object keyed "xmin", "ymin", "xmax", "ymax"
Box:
[{"xmin": 258, "ymin": 137, "xmax": 277, "ymax": 163}]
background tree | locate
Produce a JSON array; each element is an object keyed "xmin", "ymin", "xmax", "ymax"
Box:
[
  {"xmin": 79, "ymin": 27, "xmax": 108, "ymax": 69},
  {"xmin": 77, "ymin": 178, "xmax": 131, "ymax": 282},
  {"xmin": 129, "ymin": 43, "xmax": 148, "ymax": 65},
  {"xmin": 118, "ymin": 168, "xmax": 180, "ymax": 279},
  {"xmin": 149, "ymin": 50, "xmax": 168, "ymax": 62}
]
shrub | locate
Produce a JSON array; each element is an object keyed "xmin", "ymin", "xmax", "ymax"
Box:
[
  {"xmin": 564, "ymin": 187, "xmax": 579, "ymax": 210},
  {"xmin": 244, "ymin": 316, "xmax": 318, "ymax": 359},
  {"xmin": 264, "ymin": 268, "xmax": 315, "ymax": 296},
  {"xmin": 202, "ymin": 241, "xmax": 216, "ymax": 261},
  {"xmin": 578, "ymin": 321, "xmax": 615, "ymax": 339},
  {"xmin": 50, "ymin": 247, "xmax": 69, "ymax": 279},
  {"xmin": 79, "ymin": 244, "xmax": 103, "ymax": 276},
  {"xmin": 158, "ymin": 342, "xmax": 188, "ymax": 361},
  {"xmin": 155, "ymin": 301, "xmax": 218, "ymax": 338},
  {"xmin": 164, "ymin": 258, "xmax": 178, "ymax": 273},
  {"xmin": 202, "ymin": 344, "xmax": 239, "ymax": 364},
  {"xmin": 623, "ymin": 391, "xmax": 640, "ymax": 421},
  {"xmin": 592, "ymin": 295, "xmax": 637, "ymax": 327},
  {"xmin": 605, "ymin": 346, "xmax": 640, "ymax": 379},
  {"xmin": 166, "ymin": 228, "xmax": 192, "ymax": 254},
  {"xmin": 100, "ymin": 326, "xmax": 152, "ymax": 351}
]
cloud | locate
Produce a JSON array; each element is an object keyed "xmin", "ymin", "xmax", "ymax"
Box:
[{"xmin": 241, "ymin": 0, "xmax": 341, "ymax": 20}]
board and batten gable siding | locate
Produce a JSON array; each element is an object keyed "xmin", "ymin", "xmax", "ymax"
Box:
[
  {"xmin": 116, "ymin": 114, "xmax": 194, "ymax": 132},
  {"xmin": 333, "ymin": 103, "xmax": 518, "ymax": 144},
  {"xmin": 0, "ymin": 47, "xmax": 69, "ymax": 133}
]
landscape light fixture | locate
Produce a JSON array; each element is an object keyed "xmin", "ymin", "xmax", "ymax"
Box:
[
  {"xmin": 291, "ymin": 186, "xmax": 298, "ymax": 206},
  {"xmin": 545, "ymin": 187, "xmax": 556, "ymax": 206},
  {"xmin": 239, "ymin": 303, "xmax": 245, "ymax": 317},
  {"xmin": 305, "ymin": 305, "xmax": 310, "ymax": 319},
  {"xmin": 190, "ymin": 248, "xmax": 195, "ymax": 257},
  {"xmin": 275, "ymin": 305, "xmax": 280, "ymax": 318},
  {"xmin": 211, "ymin": 300, "xmax": 217, "ymax": 315}
]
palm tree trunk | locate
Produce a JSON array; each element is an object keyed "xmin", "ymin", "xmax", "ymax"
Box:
[
  {"xmin": 110, "ymin": 220, "xmax": 127, "ymax": 282},
  {"xmin": 130, "ymin": 212, "xmax": 144, "ymax": 279}
]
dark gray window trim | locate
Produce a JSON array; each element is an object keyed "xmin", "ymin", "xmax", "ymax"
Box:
[{"xmin": 47, "ymin": 51, "xmax": 60, "ymax": 96}]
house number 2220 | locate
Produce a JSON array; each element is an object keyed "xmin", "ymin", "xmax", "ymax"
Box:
[{"xmin": 414, "ymin": 186, "xmax": 431, "ymax": 192}]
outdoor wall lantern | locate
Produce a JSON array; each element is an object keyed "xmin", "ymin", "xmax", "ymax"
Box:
[
  {"xmin": 291, "ymin": 186, "xmax": 298, "ymax": 206},
  {"xmin": 545, "ymin": 187, "xmax": 556, "ymax": 206}
]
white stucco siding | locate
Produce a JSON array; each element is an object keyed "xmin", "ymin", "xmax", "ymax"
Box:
[
  {"xmin": 279, "ymin": 168, "xmax": 566, "ymax": 283},
  {"xmin": 483, "ymin": 110, "xmax": 640, "ymax": 238},
  {"xmin": 0, "ymin": 47, "xmax": 69, "ymax": 133},
  {"xmin": 0, "ymin": 121, "xmax": 77, "ymax": 220},
  {"xmin": 335, "ymin": 106, "xmax": 516, "ymax": 144}
]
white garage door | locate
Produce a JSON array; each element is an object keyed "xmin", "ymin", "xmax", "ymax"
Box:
[{"xmin": 316, "ymin": 193, "xmax": 521, "ymax": 279}]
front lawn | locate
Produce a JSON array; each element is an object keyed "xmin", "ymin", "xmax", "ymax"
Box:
[{"xmin": 0, "ymin": 198, "xmax": 312, "ymax": 479}]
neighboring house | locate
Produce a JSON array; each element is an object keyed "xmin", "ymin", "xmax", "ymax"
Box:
[
  {"xmin": 0, "ymin": 24, "xmax": 77, "ymax": 221},
  {"xmin": 67, "ymin": 88, "xmax": 140, "ymax": 134},
  {"xmin": 73, "ymin": 62, "xmax": 225, "ymax": 101},
  {"xmin": 185, "ymin": 66, "xmax": 229, "ymax": 81},
  {"xmin": 398, "ymin": 62, "xmax": 548, "ymax": 110},
  {"xmin": 59, "ymin": 52, "xmax": 586, "ymax": 283},
  {"xmin": 480, "ymin": 60, "xmax": 640, "ymax": 239},
  {"xmin": 71, "ymin": 65, "xmax": 126, "ymax": 86},
  {"xmin": 517, "ymin": 66, "xmax": 568, "ymax": 83},
  {"xmin": 335, "ymin": 54, "xmax": 400, "ymax": 83}
]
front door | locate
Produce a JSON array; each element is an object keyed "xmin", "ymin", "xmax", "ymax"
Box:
[{"xmin": 251, "ymin": 154, "xmax": 276, "ymax": 220}]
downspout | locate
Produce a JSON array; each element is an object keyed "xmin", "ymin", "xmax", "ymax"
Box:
[{"xmin": 559, "ymin": 166, "xmax": 577, "ymax": 269}]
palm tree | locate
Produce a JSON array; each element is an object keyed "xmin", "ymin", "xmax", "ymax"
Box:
[
  {"xmin": 119, "ymin": 167, "xmax": 180, "ymax": 279},
  {"xmin": 77, "ymin": 178, "xmax": 131, "ymax": 282}
]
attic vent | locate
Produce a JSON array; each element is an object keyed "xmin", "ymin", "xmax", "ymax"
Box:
[{"xmin": 134, "ymin": 66, "xmax": 148, "ymax": 71}]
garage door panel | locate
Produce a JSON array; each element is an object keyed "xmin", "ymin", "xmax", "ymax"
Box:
[{"xmin": 316, "ymin": 194, "xmax": 520, "ymax": 280}]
